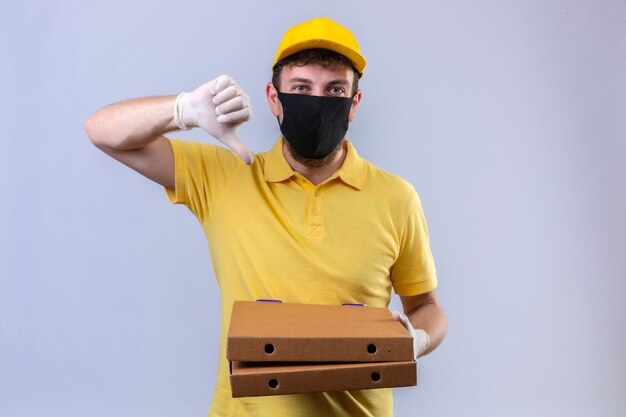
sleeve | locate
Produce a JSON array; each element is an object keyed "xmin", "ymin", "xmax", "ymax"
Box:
[
  {"xmin": 390, "ymin": 190, "xmax": 438, "ymax": 296},
  {"xmin": 164, "ymin": 139, "xmax": 243, "ymax": 224}
]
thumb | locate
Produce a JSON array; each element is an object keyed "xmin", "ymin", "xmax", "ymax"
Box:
[
  {"xmin": 221, "ymin": 131, "xmax": 254, "ymax": 165},
  {"xmin": 392, "ymin": 310, "xmax": 411, "ymax": 329},
  {"xmin": 392, "ymin": 310, "xmax": 429, "ymax": 359}
]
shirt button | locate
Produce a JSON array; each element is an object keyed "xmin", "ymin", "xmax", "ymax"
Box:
[
  {"xmin": 313, "ymin": 209, "xmax": 319, "ymax": 216},
  {"xmin": 314, "ymin": 190, "xmax": 321, "ymax": 196}
]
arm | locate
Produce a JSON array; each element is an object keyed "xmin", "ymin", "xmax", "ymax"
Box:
[
  {"xmin": 396, "ymin": 289, "xmax": 447, "ymax": 357},
  {"xmin": 85, "ymin": 96, "xmax": 178, "ymax": 188},
  {"xmin": 84, "ymin": 75, "xmax": 253, "ymax": 189}
]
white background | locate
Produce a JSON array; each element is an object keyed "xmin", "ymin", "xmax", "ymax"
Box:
[{"xmin": 1, "ymin": 1, "xmax": 625, "ymax": 416}]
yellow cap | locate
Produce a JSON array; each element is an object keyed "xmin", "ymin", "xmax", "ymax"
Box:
[{"xmin": 272, "ymin": 17, "xmax": 366, "ymax": 76}]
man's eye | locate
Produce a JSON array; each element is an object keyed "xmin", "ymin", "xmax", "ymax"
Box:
[
  {"xmin": 329, "ymin": 87, "xmax": 346, "ymax": 95},
  {"xmin": 293, "ymin": 85, "xmax": 307, "ymax": 92}
]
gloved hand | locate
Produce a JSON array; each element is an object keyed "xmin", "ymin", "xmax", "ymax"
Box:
[
  {"xmin": 174, "ymin": 75, "xmax": 254, "ymax": 164},
  {"xmin": 392, "ymin": 310, "xmax": 430, "ymax": 360}
]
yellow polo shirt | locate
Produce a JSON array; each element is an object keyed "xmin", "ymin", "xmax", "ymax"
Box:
[{"xmin": 166, "ymin": 138, "xmax": 437, "ymax": 417}]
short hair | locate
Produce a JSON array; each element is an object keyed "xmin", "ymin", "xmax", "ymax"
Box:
[{"xmin": 272, "ymin": 48, "xmax": 360, "ymax": 95}]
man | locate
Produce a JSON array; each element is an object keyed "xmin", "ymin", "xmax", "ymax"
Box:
[{"xmin": 85, "ymin": 17, "xmax": 446, "ymax": 417}]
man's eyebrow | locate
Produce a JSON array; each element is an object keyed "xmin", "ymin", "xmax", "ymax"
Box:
[
  {"xmin": 326, "ymin": 79, "xmax": 350, "ymax": 86},
  {"xmin": 285, "ymin": 78, "xmax": 350, "ymax": 86},
  {"xmin": 286, "ymin": 77, "xmax": 313, "ymax": 84}
]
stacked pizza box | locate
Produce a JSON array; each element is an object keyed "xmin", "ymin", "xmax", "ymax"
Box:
[{"xmin": 226, "ymin": 300, "xmax": 416, "ymax": 397}]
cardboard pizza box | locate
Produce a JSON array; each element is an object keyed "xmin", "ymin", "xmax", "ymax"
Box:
[
  {"xmin": 226, "ymin": 301, "xmax": 413, "ymax": 362},
  {"xmin": 229, "ymin": 360, "xmax": 417, "ymax": 397}
]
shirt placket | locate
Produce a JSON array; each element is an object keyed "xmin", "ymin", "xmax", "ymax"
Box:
[
  {"xmin": 292, "ymin": 173, "xmax": 327, "ymax": 240},
  {"xmin": 307, "ymin": 186, "xmax": 325, "ymax": 239}
]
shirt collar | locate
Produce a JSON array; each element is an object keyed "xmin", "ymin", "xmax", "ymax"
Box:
[
  {"xmin": 263, "ymin": 138, "xmax": 296, "ymax": 183},
  {"xmin": 333, "ymin": 139, "xmax": 367, "ymax": 190},
  {"xmin": 264, "ymin": 138, "xmax": 368, "ymax": 190}
]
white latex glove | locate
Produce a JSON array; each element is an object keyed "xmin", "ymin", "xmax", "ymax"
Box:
[
  {"xmin": 392, "ymin": 310, "xmax": 430, "ymax": 360},
  {"xmin": 175, "ymin": 75, "xmax": 253, "ymax": 164}
]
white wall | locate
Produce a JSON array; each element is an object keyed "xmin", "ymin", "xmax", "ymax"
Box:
[{"xmin": 1, "ymin": 1, "xmax": 625, "ymax": 416}]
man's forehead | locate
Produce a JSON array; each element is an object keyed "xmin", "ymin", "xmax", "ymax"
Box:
[{"xmin": 281, "ymin": 63, "xmax": 355, "ymax": 84}]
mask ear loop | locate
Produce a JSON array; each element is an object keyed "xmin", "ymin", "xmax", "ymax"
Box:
[
  {"xmin": 274, "ymin": 84, "xmax": 286, "ymax": 127},
  {"xmin": 275, "ymin": 89, "xmax": 283, "ymax": 128}
]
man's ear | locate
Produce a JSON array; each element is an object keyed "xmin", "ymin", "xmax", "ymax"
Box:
[
  {"xmin": 266, "ymin": 82, "xmax": 281, "ymax": 117},
  {"xmin": 348, "ymin": 89, "xmax": 363, "ymax": 122}
]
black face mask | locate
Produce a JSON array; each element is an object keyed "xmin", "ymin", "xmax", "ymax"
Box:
[{"xmin": 276, "ymin": 91, "xmax": 354, "ymax": 160}]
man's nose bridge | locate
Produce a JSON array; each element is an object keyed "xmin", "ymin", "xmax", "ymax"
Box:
[{"xmin": 310, "ymin": 85, "xmax": 326, "ymax": 96}]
